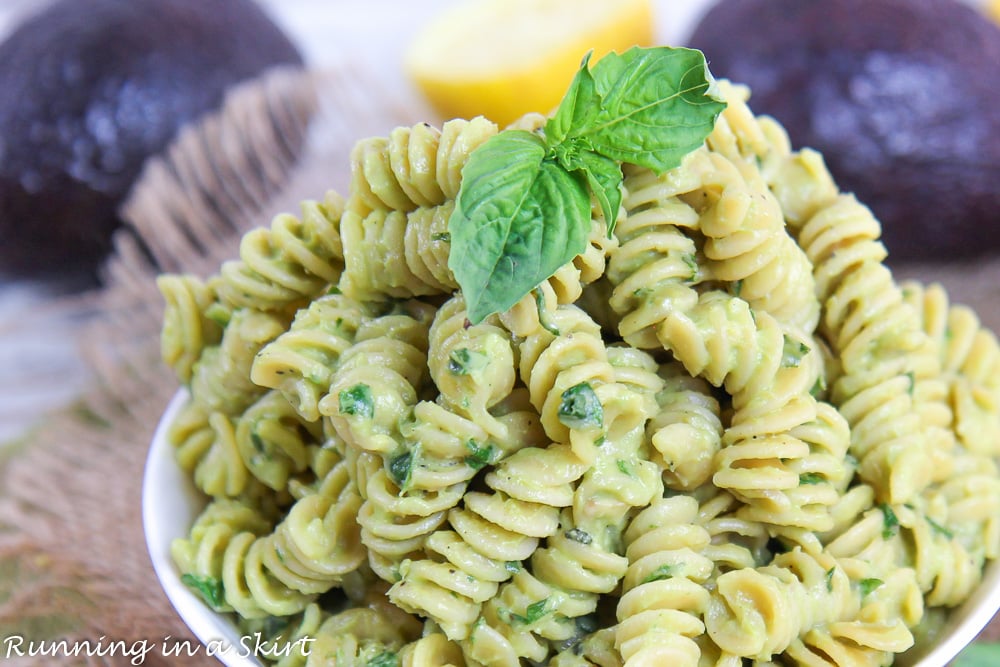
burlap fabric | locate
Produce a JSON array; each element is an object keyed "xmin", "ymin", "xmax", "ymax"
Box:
[{"xmin": 0, "ymin": 64, "xmax": 996, "ymax": 666}]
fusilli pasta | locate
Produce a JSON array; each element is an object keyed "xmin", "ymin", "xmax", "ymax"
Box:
[{"xmin": 157, "ymin": 72, "xmax": 1000, "ymax": 667}]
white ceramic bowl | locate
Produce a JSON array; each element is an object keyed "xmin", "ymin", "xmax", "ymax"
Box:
[
  {"xmin": 144, "ymin": 389, "xmax": 1000, "ymax": 667},
  {"xmin": 143, "ymin": 390, "xmax": 263, "ymax": 667}
]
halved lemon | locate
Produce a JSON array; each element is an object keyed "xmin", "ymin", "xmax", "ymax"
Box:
[
  {"xmin": 405, "ymin": 0, "xmax": 655, "ymax": 127},
  {"xmin": 988, "ymin": 0, "xmax": 1000, "ymax": 25}
]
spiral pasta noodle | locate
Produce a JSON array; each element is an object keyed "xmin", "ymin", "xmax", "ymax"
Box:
[
  {"xmin": 187, "ymin": 305, "xmax": 287, "ymax": 412},
  {"xmin": 705, "ymin": 548, "xmax": 911, "ymax": 662},
  {"xmin": 173, "ymin": 458, "xmax": 366, "ymax": 620},
  {"xmin": 615, "ymin": 495, "xmax": 714, "ymax": 667},
  {"xmin": 798, "ymin": 195, "xmax": 934, "ymax": 504},
  {"xmin": 251, "ymin": 293, "xmax": 367, "ymax": 422},
  {"xmin": 235, "ymin": 390, "xmax": 324, "ymax": 492},
  {"xmin": 462, "ymin": 350, "xmax": 661, "ymax": 665},
  {"xmin": 903, "ymin": 280, "xmax": 1000, "ymax": 458},
  {"xmin": 158, "ymin": 273, "xmax": 225, "ymax": 383},
  {"xmin": 647, "ymin": 362, "xmax": 723, "ymax": 492},
  {"xmin": 215, "ymin": 192, "xmax": 346, "ymax": 313},
  {"xmin": 158, "ymin": 73, "xmax": 1000, "ymax": 667}
]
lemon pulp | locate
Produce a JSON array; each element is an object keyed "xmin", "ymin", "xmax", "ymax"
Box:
[{"xmin": 405, "ymin": 0, "xmax": 655, "ymax": 127}]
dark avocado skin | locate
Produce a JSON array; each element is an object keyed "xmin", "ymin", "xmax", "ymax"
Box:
[
  {"xmin": 0, "ymin": 0, "xmax": 303, "ymax": 284},
  {"xmin": 688, "ymin": 0, "xmax": 1000, "ymax": 262}
]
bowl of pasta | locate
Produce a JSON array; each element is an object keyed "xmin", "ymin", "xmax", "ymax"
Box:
[{"xmin": 144, "ymin": 46, "xmax": 1000, "ymax": 667}]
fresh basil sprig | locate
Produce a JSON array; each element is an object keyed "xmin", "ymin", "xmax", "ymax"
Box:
[{"xmin": 448, "ymin": 46, "xmax": 726, "ymax": 323}]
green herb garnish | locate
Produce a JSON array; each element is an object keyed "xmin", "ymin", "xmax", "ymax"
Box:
[
  {"xmin": 565, "ymin": 528, "xmax": 593, "ymax": 545},
  {"xmin": 906, "ymin": 371, "xmax": 916, "ymax": 396},
  {"xmin": 181, "ymin": 573, "xmax": 226, "ymax": 610},
  {"xmin": 448, "ymin": 47, "xmax": 725, "ymax": 323},
  {"xmin": 511, "ymin": 598, "xmax": 550, "ymax": 626},
  {"xmin": 927, "ymin": 516, "xmax": 954, "ymax": 539},
  {"xmin": 642, "ymin": 564, "xmax": 676, "ymax": 584},
  {"xmin": 617, "ymin": 459, "xmax": 635, "ymax": 478},
  {"xmin": 558, "ymin": 382, "xmax": 603, "ymax": 430},
  {"xmin": 449, "ymin": 348, "xmax": 489, "ymax": 376},
  {"xmin": 464, "ymin": 440, "xmax": 495, "ymax": 471},
  {"xmin": 880, "ymin": 503, "xmax": 900, "ymax": 540},
  {"xmin": 505, "ymin": 560, "xmax": 522, "ymax": 574},
  {"xmin": 205, "ymin": 303, "xmax": 231, "ymax": 328},
  {"xmin": 367, "ymin": 651, "xmax": 399, "ymax": 667},
  {"xmin": 535, "ymin": 289, "xmax": 561, "ymax": 335},
  {"xmin": 825, "ymin": 567, "xmax": 835, "ymax": 592},
  {"xmin": 799, "ymin": 472, "xmax": 824, "ymax": 485},
  {"xmin": 339, "ymin": 383, "xmax": 374, "ymax": 419},
  {"xmin": 781, "ymin": 335, "xmax": 811, "ymax": 368},
  {"xmin": 859, "ymin": 578, "xmax": 884, "ymax": 597},
  {"xmin": 810, "ymin": 374, "xmax": 827, "ymax": 398},
  {"xmin": 682, "ymin": 253, "xmax": 699, "ymax": 282},
  {"xmin": 389, "ymin": 451, "xmax": 413, "ymax": 488}
]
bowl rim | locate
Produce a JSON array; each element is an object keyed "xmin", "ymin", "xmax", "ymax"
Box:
[
  {"xmin": 143, "ymin": 389, "xmax": 262, "ymax": 667},
  {"xmin": 144, "ymin": 388, "xmax": 1000, "ymax": 666}
]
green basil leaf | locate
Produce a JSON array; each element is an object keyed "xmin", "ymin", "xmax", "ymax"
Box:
[
  {"xmin": 553, "ymin": 142, "xmax": 623, "ymax": 235},
  {"xmin": 583, "ymin": 46, "xmax": 726, "ymax": 173},
  {"xmin": 565, "ymin": 528, "xmax": 593, "ymax": 545},
  {"xmin": 799, "ymin": 472, "xmax": 824, "ymax": 485},
  {"xmin": 545, "ymin": 51, "xmax": 600, "ymax": 146},
  {"xmin": 449, "ymin": 130, "xmax": 591, "ymax": 323}
]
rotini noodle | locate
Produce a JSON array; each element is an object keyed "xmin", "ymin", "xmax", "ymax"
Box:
[
  {"xmin": 158, "ymin": 74, "xmax": 1000, "ymax": 667},
  {"xmin": 216, "ymin": 192, "xmax": 345, "ymax": 312}
]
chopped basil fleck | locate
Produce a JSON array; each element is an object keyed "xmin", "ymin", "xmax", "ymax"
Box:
[
  {"xmin": 181, "ymin": 573, "xmax": 226, "ymax": 610},
  {"xmin": 558, "ymin": 382, "xmax": 603, "ymax": 430},
  {"xmin": 464, "ymin": 440, "xmax": 495, "ymax": 470},
  {"xmin": 799, "ymin": 472, "xmax": 824, "ymax": 485},
  {"xmin": 859, "ymin": 578, "xmax": 883, "ymax": 597},
  {"xmin": 367, "ymin": 651, "xmax": 399, "ymax": 667},
  {"xmin": 339, "ymin": 383, "xmax": 374, "ymax": 419},
  {"xmin": 880, "ymin": 504, "xmax": 899, "ymax": 540},
  {"xmin": 926, "ymin": 516, "xmax": 954, "ymax": 539},
  {"xmin": 642, "ymin": 564, "xmax": 676, "ymax": 583},
  {"xmin": 389, "ymin": 451, "xmax": 413, "ymax": 488},
  {"xmin": 781, "ymin": 335, "xmax": 811, "ymax": 368},
  {"xmin": 565, "ymin": 528, "xmax": 593, "ymax": 545},
  {"xmin": 535, "ymin": 290, "xmax": 560, "ymax": 336},
  {"xmin": 449, "ymin": 347, "xmax": 490, "ymax": 376},
  {"xmin": 511, "ymin": 598, "xmax": 549, "ymax": 625}
]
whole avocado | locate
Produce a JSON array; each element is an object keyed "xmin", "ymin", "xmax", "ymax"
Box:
[
  {"xmin": 688, "ymin": 0, "xmax": 1000, "ymax": 262},
  {"xmin": 0, "ymin": 0, "xmax": 303, "ymax": 284}
]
